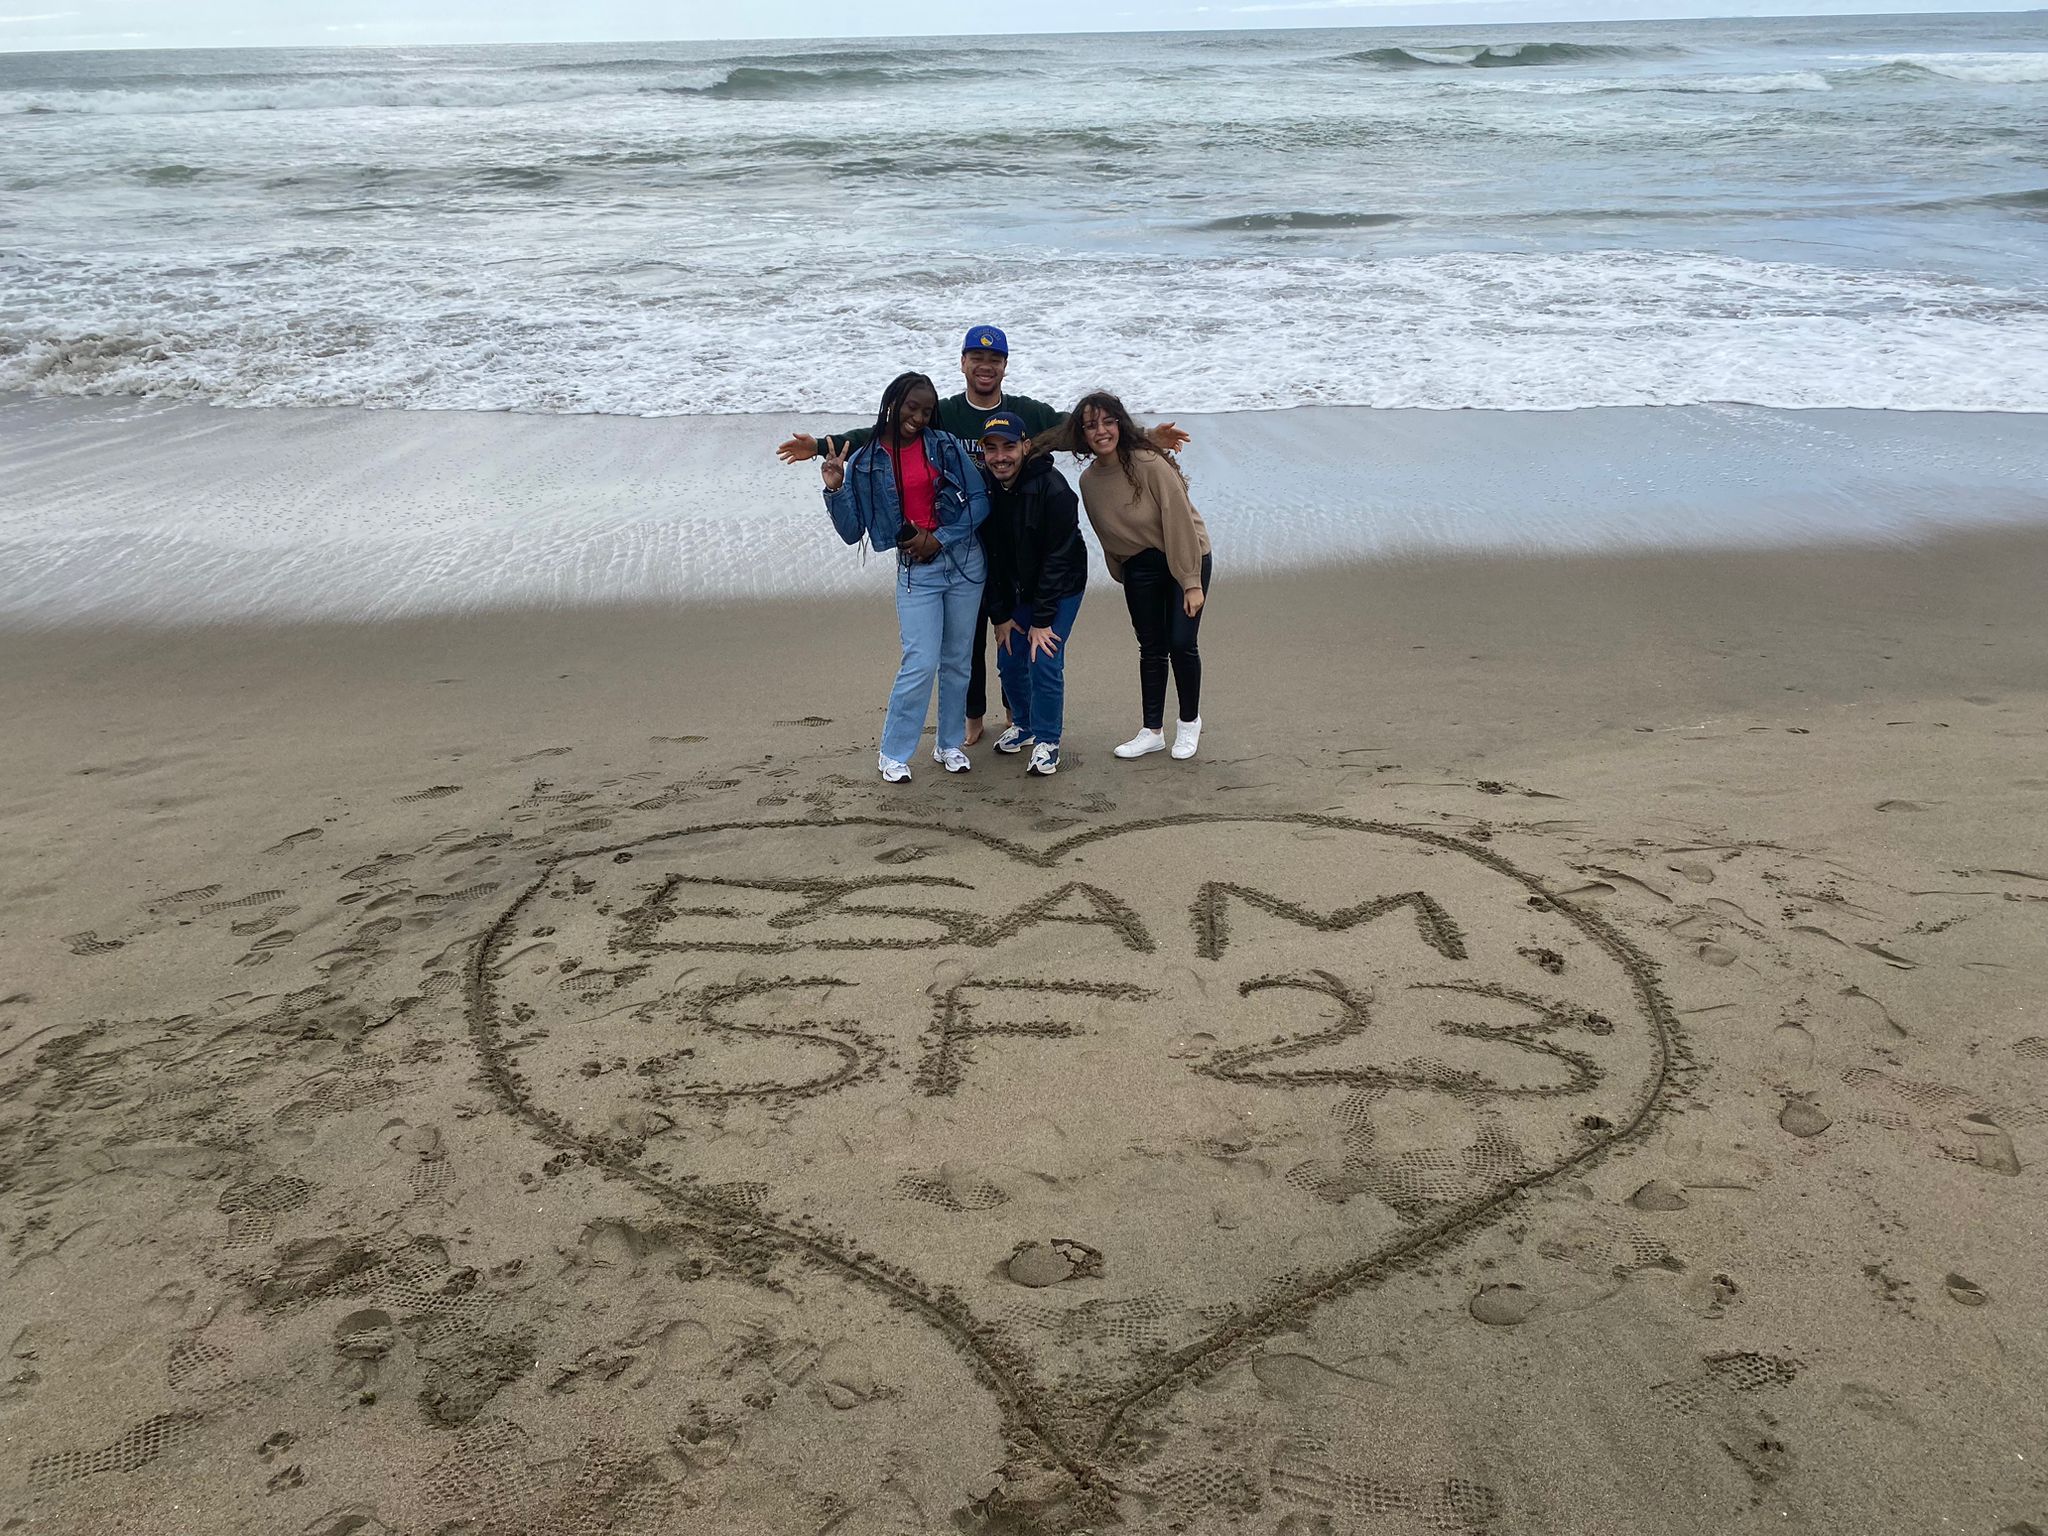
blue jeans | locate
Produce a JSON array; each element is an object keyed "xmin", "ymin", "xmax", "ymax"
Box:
[
  {"xmin": 883, "ymin": 547, "xmax": 986, "ymax": 764},
  {"xmin": 993, "ymin": 592, "xmax": 1083, "ymax": 747}
]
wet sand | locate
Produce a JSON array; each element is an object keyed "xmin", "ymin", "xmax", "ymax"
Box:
[
  {"xmin": 3, "ymin": 530, "xmax": 2047, "ymax": 1534},
  {"xmin": 9, "ymin": 392, "xmax": 2048, "ymax": 624}
]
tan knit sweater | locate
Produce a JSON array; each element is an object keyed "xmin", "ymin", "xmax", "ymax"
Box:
[{"xmin": 1077, "ymin": 450, "xmax": 1213, "ymax": 591}]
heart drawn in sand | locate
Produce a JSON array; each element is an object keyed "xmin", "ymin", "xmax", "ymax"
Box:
[{"xmin": 468, "ymin": 814, "xmax": 1676, "ymax": 1509}]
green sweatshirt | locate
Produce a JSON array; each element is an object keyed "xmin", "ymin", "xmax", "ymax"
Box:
[{"xmin": 816, "ymin": 391, "xmax": 1065, "ymax": 464}]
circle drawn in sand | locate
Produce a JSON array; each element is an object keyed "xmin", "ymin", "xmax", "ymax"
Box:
[{"xmin": 465, "ymin": 813, "xmax": 1679, "ymax": 1500}]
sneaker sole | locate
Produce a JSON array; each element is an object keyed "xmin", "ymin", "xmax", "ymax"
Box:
[{"xmin": 1114, "ymin": 744, "xmax": 1166, "ymax": 759}]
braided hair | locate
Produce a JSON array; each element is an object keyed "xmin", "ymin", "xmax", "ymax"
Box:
[
  {"xmin": 871, "ymin": 371, "xmax": 938, "ymax": 454},
  {"xmin": 867, "ymin": 371, "xmax": 941, "ymax": 566}
]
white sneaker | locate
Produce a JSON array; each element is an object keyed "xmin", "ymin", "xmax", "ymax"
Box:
[
  {"xmin": 1113, "ymin": 728, "xmax": 1167, "ymax": 760},
  {"xmin": 1027, "ymin": 742, "xmax": 1061, "ymax": 776},
  {"xmin": 994, "ymin": 724, "xmax": 1034, "ymax": 755},
  {"xmin": 878, "ymin": 755, "xmax": 912, "ymax": 783},
  {"xmin": 1172, "ymin": 717, "xmax": 1202, "ymax": 760},
  {"xmin": 933, "ymin": 747, "xmax": 972, "ymax": 774}
]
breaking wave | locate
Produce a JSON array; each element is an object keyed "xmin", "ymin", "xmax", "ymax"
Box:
[{"xmin": 1347, "ymin": 41, "xmax": 1665, "ymax": 69}]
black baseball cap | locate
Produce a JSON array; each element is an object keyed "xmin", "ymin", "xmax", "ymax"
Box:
[{"xmin": 977, "ymin": 409, "xmax": 1029, "ymax": 442}]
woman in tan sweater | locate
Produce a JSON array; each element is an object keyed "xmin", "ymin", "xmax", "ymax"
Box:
[{"xmin": 1060, "ymin": 391, "xmax": 1213, "ymax": 760}]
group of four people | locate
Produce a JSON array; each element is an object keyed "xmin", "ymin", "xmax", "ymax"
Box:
[{"xmin": 778, "ymin": 326, "xmax": 1214, "ymax": 782}]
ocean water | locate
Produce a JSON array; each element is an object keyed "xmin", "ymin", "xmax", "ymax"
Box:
[{"xmin": 3, "ymin": 12, "xmax": 2047, "ymax": 418}]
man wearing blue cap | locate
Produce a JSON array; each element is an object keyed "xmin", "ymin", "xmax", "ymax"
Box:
[{"xmin": 777, "ymin": 327, "xmax": 1187, "ymax": 745}]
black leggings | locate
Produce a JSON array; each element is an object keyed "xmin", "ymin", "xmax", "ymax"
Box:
[
  {"xmin": 967, "ymin": 609, "xmax": 992, "ymax": 721},
  {"xmin": 1122, "ymin": 548, "xmax": 1211, "ymax": 730}
]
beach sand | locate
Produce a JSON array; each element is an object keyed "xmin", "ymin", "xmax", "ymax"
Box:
[{"xmin": 3, "ymin": 519, "xmax": 2047, "ymax": 1534}]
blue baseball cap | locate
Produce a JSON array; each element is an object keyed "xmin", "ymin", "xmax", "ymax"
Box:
[
  {"xmin": 977, "ymin": 409, "xmax": 1029, "ymax": 442},
  {"xmin": 963, "ymin": 326, "xmax": 1009, "ymax": 357}
]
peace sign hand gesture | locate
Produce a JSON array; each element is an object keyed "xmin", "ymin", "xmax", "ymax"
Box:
[{"xmin": 820, "ymin": 437, "xmax": 849, "ymax": 493}]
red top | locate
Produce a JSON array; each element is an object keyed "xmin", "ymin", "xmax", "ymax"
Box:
[{"xmin": 893, "ymin": 435, "xmax": 939, "ymax": 531}]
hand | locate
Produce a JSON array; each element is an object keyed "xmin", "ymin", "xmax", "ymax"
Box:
[
  {"xmin": 1183, "ymin": 587, "xmax": 1205, "ymax": 619},
  {"xmin": 993, "ymin": 619, "xmax": 1019, "ymax": 654},
  {"xmin": 778, "ymin": 432, "xmax": 820, "ymax": 464},
  {"xmin": 819, "ymin": 437, "xmax": 847, "ymax": 493},
  {"xmin": 1028, "ymin": 625, "xmax": 1061, "ymax": 661},
  {"xmin": 906, "ymin": 529, "xmax": 940, "ymax": 563},
  {"xmin": 1152, "ymin": 421, "xmax": 1191, "ymax": 453}
]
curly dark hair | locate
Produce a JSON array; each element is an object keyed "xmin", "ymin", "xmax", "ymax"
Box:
[{"xmin": 1055, "ymin": 390, "xmax": 1186, "ymax": 491}]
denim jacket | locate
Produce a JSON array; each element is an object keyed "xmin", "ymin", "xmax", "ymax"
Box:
[{"xmin": 824, "ymin": 429, "xmax": 990, "ymax": 572}]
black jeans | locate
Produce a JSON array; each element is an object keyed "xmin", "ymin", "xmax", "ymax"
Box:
[
  {"xmin": 968, "ymin": 610, "xmax": 993, "ymax": 721},
  {"xmin": 1122, "ymin": 548, "xmax": 1211, "ymax": 731}
]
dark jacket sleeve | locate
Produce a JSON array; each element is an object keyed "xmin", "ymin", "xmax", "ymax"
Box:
[
  {"xmin": 1025, "ymin": 473, "xmax": 1084, "ymax": 628},
  {"xmin": 980, "ymin": 473, "xmax": 1015, "ymax": 620},
  {"xmin": 1003, "ymin": 394, "xmax": 1067, "ymax": 442},
  {"xmin": 814, "ymin": 422, "xmax": 872, "ymax": 455}
]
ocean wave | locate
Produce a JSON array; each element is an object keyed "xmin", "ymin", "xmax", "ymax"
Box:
[
  {"xmin": 1895, "ymin": 185, "xmax": 2048, "ymax": 217},
  {"xmin": 659, "ymin": 64, "xmax": 1006, "ymax": 99},
  {"xmin": 1658, "ymin": 71, "xmax": 1833, "ymax": 94},
  {"xmin": 510, "ymin": 53, "xmax": 806, "ymax": 74},
  {"xmin": 1346, "ymin": 41, "xmax": 1664, "ymax": 70},
  {"xmin": 3, "ymin": 57, "xmax": 1018, "ymax": 115},
  {"xmin": 1827, "ymin": 51, "xmax": 2048, "ymax": 85},
  {"xmin": 6, "ymin": 248, "xmax": 2044, "ymax": 416},
  {"xmin": 1197, "ymin": 211, "xmax": 1406, "ymax": 231},
  {"xmin": 5, "ymin": 73, "xmax": 664, "ymax": 115}
]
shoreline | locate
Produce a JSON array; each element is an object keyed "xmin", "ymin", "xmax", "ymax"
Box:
[{"xmin": 5, "ymin": 391, "xmax": 2047, "ymax": 628}]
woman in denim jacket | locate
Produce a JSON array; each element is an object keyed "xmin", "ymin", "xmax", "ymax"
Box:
[{"xmin": 822, "ymin": 372, "xmax": 992, "ymax": 783}]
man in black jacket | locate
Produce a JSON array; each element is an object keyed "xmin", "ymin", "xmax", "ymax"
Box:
[{"xmin": 976, "ymin": 410, "xmax": 1088, "ymax": 777}]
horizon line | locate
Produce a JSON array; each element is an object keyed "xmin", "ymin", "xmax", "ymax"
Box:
[{"xmin": 1, "ymin": 4, "xmax": 2041, "ymax": 59}]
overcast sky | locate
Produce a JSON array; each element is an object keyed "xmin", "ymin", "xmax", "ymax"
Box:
[{"xmin": 0, "ymin": 0, "xmax": 2030, "ymax": 51}]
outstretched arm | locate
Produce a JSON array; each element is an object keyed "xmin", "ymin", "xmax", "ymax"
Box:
[
  {"xmin": 1022, "ymin": 416, "xmax": 1187, "ymax": 459},
  {"xmin": 780, "ymin": 422, "xmax": 872, "ymax": 464}
]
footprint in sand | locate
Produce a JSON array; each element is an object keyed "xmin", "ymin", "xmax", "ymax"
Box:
[
  {"xmin": 1943, "ymin": 1274, "xmax": 1989, "ymax": 1307},
  {"xmin": 332, "ymin": 1309, "xmax": 397, "ymax": 1391},
  {"xmin": 1005, "ymin": 1239, "xmax": 1103, "ymax": 1288},
  {"xmin": 1630, "ymin": 1179, "xmax": 1689, "ymax": 1212},
  {"xmin": 1469, "ymin": 1282, "xmax": 1537, "ymax": 1326},
  {"xmin": 1959, "ymin": 1113, "xmax": 2021, "ymax": 1175},
  {"xmin": 1248, "ymin": 1345, "xmax": 1383, "ymax": 1402},
  {"xmin": 1772, "ymin": 1022, "xmax": 1815, "ymax": 1068},
  {"xmin": 397, "ymin": 785, "xmax": 462, "ymax": 803},
  {"xmin": 305, "ymin": 1508, "xmax": 397, "ymax": 1536},
  {"xmin": 1680, "ymin": 1270, "xmax": 1743, "ymax": 1319},
  {"xmin": 1840, "ymin": 985, "xmax": 1906, "ymax": 1038},
  {"xmin": 1779, "ymin": 1096, "xmax": 1831, "ymax": 1138}
]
